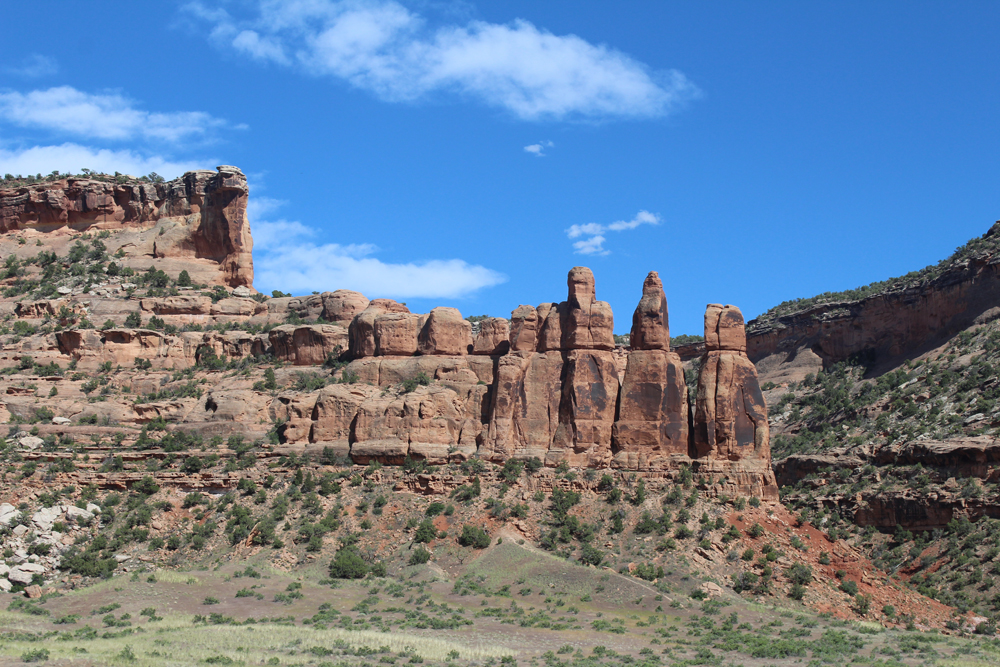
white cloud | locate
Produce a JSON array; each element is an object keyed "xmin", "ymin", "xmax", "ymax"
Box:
[
  {"xmin": 572, "ymin": 234, "xmax": 608, "ymax": 256},
  {"xmin": 250, "ymin": 203, "xmax": 506, "ymax": 298},
  {"xmin": 566, "ymin": 210, "xmax": 660, "ymax": 255},
  {"xmin": 5, "ymin": 54, "xmax": 58, "ymax": 78},
  {"xmin": 524, "ymin": 139, "xmax": 553, "ymax": 156},
  {"xmin": 0, "ymin": 143, "xmax": 211, "ymax": 180},
  {"xmin": 0, "ymin": 86, "xmax": 230, "ymax": 142},
  {"xmin": 187, "ymin": 0, "xmax": 698, "ymax": 120}
]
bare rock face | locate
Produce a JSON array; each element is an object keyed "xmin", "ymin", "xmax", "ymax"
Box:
[
  {"xmin": 0, "ymin": 166, "xmax": 254, "ymax": 287},
  {"xmin": 692, "ymin": 305, "xmax": 774, "ymax": 496},
  {"xmin": 705, "ymin": 303, "xmax": 747, "ymax": 353},
  {"xmin": 374, "ymin": 312, "xmax": 424, "ymax": 356},
  {"xmin": 563, "ymin": 267, "xmax": 615, "ymax": 351},
  {"xmin": 321, "ymin": 290, "xmax": 370, "ymax": 324},
  {"xmin": 268, "ymin": 324, "xmax": 348, "ymax": 366},
  {"xmin": 611, "ymin": 274, "xmax": 687, "ymax": 469},
  {"xmin": 612, "ymin": 350, "xmax": 688, "ymax": 467},
  {"xmin": 472, "ymin": 318, "xmax": 510, "ymax": 355},
  {"xmin": 348, "ymin": 299, "xmax": 410, "ymax": 358},
  {"xmin": 630, "ymin": 272, "xmax": 670, "ymax": 351},
  {"xmin": 484, "ymin": 267, "xmax": 618, "ymax": 466},
  {"xmin": 418, "ymin": 307, "xmax": 472, "ymax": 356},
  {"xmin": 509, "ymin": 305, "xmax": 538, "ymax": 352}
]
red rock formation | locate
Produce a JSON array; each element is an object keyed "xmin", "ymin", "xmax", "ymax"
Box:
[
  {"xmin": 484, "ymin": 267, "xmax": 617, "ymax": 467},
  {"xmin": 418, "ymin": 307, "xmax": 472, "ymax": 355},
  {"xmin": 348, "ymin": 299, "xmax": 410, "ymax": 358},
  {"xmin": 0, "ymin": 166, "xmax": 254, "ymax": 287},
  {"xmin": 472, "ymin": 318, "xmax": 510, "ymax": 355},
  {"xmin": 268, "ymin": 324, "xmax": 348, "ymax": 366},
  {"xmin": 746, "ymin": 221, "xmax": 1000, "ymax": 382},
  {"xmin": 692, "ymin": 304, "xmax": 777, "ymax": 498},
  {"xmin": 509, "ymin": 305, "xmax": 538, "ymax": 352},
  {"xmin": 612, "ymin": 272, "xmax": 688, "ymax": 469}
]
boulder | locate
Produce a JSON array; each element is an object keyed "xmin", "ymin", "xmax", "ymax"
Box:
[
  {"xmin": 418, "ymin": 307, "xmax": 472, "ymax": 356},
  {"xmin": 0, "ymin": 503, "xmax": 20, "ymax": 525},
  {"xmin": 64, "ymin": 506, "xmax": 94, "ymax": 523},
  {"xmin": 473, "ymin": 318, "xmax": 510, "ymax": 355},
  {"xmin": 32, "ymin": 507, "xmax": 62, "ymax": 532},
  {"xmin": 24, "ymin": 584, "xmax": 42, "ymax": 599},
  {"xmin": 7, "ymin": 563, "xmax": 45, "ymax": 585},
  {"xmin": 0, "ymin": 578, "xmax": 10, "ymax": 593}
]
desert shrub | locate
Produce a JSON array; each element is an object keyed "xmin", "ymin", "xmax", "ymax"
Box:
[
  {"xmin": 458, "ymin": 525, "xmax": 490, "ymax": 549},
  {"xmin": 329, "ymin": 546, "xmax": 369, "ymax": 579},
  {"xmin": 408, "ymin": 547, "xmax": 431, "ymax": 566}
]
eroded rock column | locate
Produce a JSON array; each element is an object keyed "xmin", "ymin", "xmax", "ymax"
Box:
[
  {"xmin": 692, "ymin": 304, "xmax": 777, "ymax": 498},
  {"xmin": 612, "ymin": 272, "xmax": 689, "ymax": 470}
]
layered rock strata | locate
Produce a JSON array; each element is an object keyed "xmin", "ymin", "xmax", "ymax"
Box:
[
  {"xmin": 0, "ymin": 188, "xmax": 777, "ymax": 496},
  {"xmin": 0, "ymin": 166, "xmax": 253, "ymax": 287}
]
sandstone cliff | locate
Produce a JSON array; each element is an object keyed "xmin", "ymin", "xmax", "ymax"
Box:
[
  {"xmin": 0, "ymin": 166, "xmax": 253, "ymax": 287},
  {"xmin": 747, "ymin": 221, "xmax": 1000, "ymax": 384}
]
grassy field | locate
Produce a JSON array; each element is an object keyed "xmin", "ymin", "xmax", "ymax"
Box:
[{"xmin": 0, "ymin": 538, "xmax": 997, "ymax": 666}]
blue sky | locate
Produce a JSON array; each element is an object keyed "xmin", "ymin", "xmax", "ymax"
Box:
[{"xmin": 1, "ymin": 1, "xmax": 998, "ymax": 336}]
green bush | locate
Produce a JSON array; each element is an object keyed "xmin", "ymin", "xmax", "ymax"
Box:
[
  {"xmin": 329, "ymin": 546, "xmax": 369, "ymax": 579},
  {"xmin": 408, "ymin": 547, "xmax": 431, "ymax": 566},
  {"xmin": 458, "ymin": 525, "xmax": 490, "ymax": 549}
]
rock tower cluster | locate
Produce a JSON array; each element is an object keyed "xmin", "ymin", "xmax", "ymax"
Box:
[
  {"xmin": 0, "ymin": 170, "xmax": 776, "ymax": 498},
  {"xmin": 321, "ymin": 267, "xmax": 775, "ymax": 498}
]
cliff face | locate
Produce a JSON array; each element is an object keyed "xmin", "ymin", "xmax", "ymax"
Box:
[
  {"xmin": 0, "ymin": 166, "xmax": 253, "ymax": 287},
  {"xmin": 746, "ymin": 222, "xmax": 1000, "ymax": 384}
]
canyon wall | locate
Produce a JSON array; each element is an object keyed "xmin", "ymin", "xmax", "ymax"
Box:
[
  {"xmin": 0, "ymin": 166, "xmax": 253, "ymax": 287},
  {"xmin": 0, "ymin": 169, "xmax": 776, "ymax": 498},
  {"xmin": 746, "ymin": 222, "xmax": 1000, "ymax": 383}
]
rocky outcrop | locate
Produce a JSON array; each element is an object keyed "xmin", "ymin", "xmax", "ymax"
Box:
[
  {"xmin": 0, "ymin": 175, "xmax": 777, "ymax": 497},
  {"xmin": 268, "ymin": 324, "xmax": 348, "ymax": 366},
  {"xmin": 746, "ymin": 221, "xmax": 1000, "ymax": 383},
  {"xmin": 775, "ymin": 437, "xmax": 1000, "ymax": 529},
  {"xmin": 483, "ymin": 268, "xmax": 619, "ymax": 467},
  {"xmin": 612, "ymin": 273, "xmax": 689, "ymax": 469},
  {"xmin": 472, "ymin": 318, "xmax": 510, "ymax": 355},
  {"xmin": 418, "ymin": 307, "xmax": 472, "ymax": 356},
  {"xmin": 691, "ymin": 305, "xmax": 776, "ymax": 498},
  {"xmin": 348, "ymin": 299, "xmax": 411, "ymax": 358},
  {"xmin": 0, "ymin": 166, "xmax": 253, "ymax": 287}
]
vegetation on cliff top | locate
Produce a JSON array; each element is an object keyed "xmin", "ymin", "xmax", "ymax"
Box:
[{"xmin": 753, "ymin": 222, "xmax": 1000, "ymax": 326}]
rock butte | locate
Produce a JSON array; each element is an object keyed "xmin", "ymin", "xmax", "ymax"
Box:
[{"xmin": 0, "ymin": 169, "xmax": 776, "ymax": 499}]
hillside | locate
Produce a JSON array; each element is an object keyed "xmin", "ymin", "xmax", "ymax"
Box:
[
  {"xmin": 0, "ymin": 167, "xmax": 995, "ymax": 664},
  {"xmin": 748, "ymin": 222, "xmax": 1000, "ymax": 621}
]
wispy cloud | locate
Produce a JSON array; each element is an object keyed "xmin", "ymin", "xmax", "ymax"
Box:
[
  {"xmin": 566, "ymin": 210, "xmax": 660, "ymax": 255},
  {"xmin": 185, "ymin": 0, "xmax": 699, "ymax": 121},
  {"xmin": 524, "ymin": 140, "xmax": 553, "ymax": 156},
  {"xmin": 251, "ymin": 200, "xmax": 506, "ymax": 298},
  {"xmin": 4, "ymin": 54, "xmax": 58, "ymax": 78},
  {"xmin": 0, "ymin": 143, "xmax": 211, "ymax": 180},
  {"xmin": 0, "ymin": 86, "xmax": 233, "ymax": 143}
]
